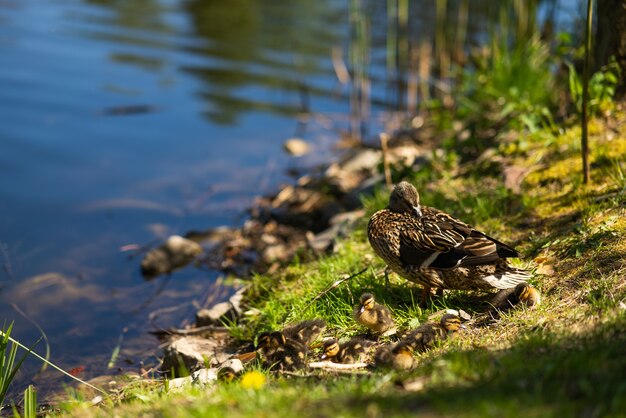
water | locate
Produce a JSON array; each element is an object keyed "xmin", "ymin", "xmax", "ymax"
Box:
[
  {"xmin": 0, "ymin": 0, "xmax": 580, "ymax": 401},
  {"xmin": 0, "ymin": 0, "xmax": 353, "ymax": 399}
]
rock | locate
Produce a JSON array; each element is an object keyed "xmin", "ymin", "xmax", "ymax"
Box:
[
  {"xmin": 387, "ymin": 145, "xmax": 418, "ymax": 167},
  {"xmin": 161, "ymin": 335, "xmax": 235, "ymax": 375},
  {"xmin": 339, "ymin": 148, "xmax": 382, "ymax": 173},
  {"xmin": 196, "ymin": 287, "xmax": 246, "ymax": 327},
  {"xmin": 342, "ymin": 174, "xmax": 385, "ymax": 209},
  {"xmin": 283, "ymin": 138, "xmax": 311, "ymax": 156},
  {"xmin": 306, "ymin": 210, "xmax": 366, "ymax": 255},
  {"xmin": 141, "ymin": 235, "xmax": 203, "ymax": 279},
  {"xmin": 166, "ymin": 376, "xmax": 193, "ymax": 391},
  {"xmin": 191, "ymin": 368, "xmax": 219, "ymax": 385},
  {"xmin": 166, "ymin": 368, "xmax": 219, "ymax": 391},
  {"xmin": 196, "ymin": 302, "xmax": 235, "ymax": 327},
  {"xmin": 261, "ymin": 243, "xmax": 290, "ymax": 263}
]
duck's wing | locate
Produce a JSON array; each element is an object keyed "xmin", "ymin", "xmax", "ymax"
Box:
[{"xmin": 399, "ymin": 208, "xmax": 519, "ymax": 269}]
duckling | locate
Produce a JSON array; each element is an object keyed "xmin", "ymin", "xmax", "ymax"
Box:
[
  {"xmin": 354, "ymin": 293, "xmax": 396, "ymax": 334},
  {"xmin": 491, "ymin": 282, "xmax": 541, "ymax": 311},
  {"xmin": 217, "ymin": 366, "xmax": 239, "ymax": 382},
  {"xmin": 283, "ymin": 318, "xmax": 327, "ymax": 345},
  {"xmin": 402, "ymin": 314, "xmax": 464, "ymax": 353},
  {"xmin": 256, "ymin": 331, "xmax": 285, "ymax": 359},
  {"xmin": 321, "ymin": 338, "xmax": 375, "ymax": 364},
  {"xmin": 256, "ymin": 330, "xmax": 308, "ymax": 371},
  {"xmin": 368, "ymin": 181, "xmax": 531, "ymax": 306},
  {"xmin": 216, "ymin": 359, "xmax": 244, "ymax": 383},
  {"xmin": 374, "ymin": 342, "xmax": 416, "ymax": 370}
]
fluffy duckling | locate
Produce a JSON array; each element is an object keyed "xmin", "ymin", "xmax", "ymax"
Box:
[
  {"xmin": 374, "ymin": 342, "xmax": 416, "ymax": 370},
  {"xmin": 256, "ymin": 331, "xmax": 308, "ymax": 371},
  {"xmin": 514, "ymin": 282, "xmax": 541, "ymax": 307},
  {"xmin": 402, "ymin": 314, "xmax": 464, "ymax": 353},
  {"xmin": 491, "ymin": 282, "xmax": 541, "ymax": 311},
  {"xmin": 256, "ymin": 331, "xmax": 285, "ymax": 359},
  {"xmin": 321, "ymin": 338, "xmax": 376, "ymax": 364},
  {"xmin": 354, "ymin": 293, "xmax": 396, "ymax": 334},
  {"xmin": 283, "ymin": 318, "xmax": 327, "ymax": 345}
]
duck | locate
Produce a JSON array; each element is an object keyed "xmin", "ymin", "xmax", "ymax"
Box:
[
  {"xmin": 321, "ymin": 338, "xmax": 376, "ymax": 364},
  {"xmin": 255, "ymin": 330, "xmax": 308, "ymax": 371},
  {"xmin": 367, "ymin": 181, "xmax": 531, "ymax": 305},
  {"xmin": 402, "ymin": 314, "xmax": 464, "ymax": 353},
  {"xmin": 374, "ymin": 342, "xmax": 416, "ymax": 370},
  {"xmin": 353, "ymin": 293, "xmax": 396, "ymax": 334},
  {"xmin": 491, "ymin": 282, "xmax": 541, "ymax": 310},
  {"xmin": 283, "ymin": 318, "xmax": 327, "ymax": 346}
]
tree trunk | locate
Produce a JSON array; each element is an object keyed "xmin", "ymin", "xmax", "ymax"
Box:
[{"xmin": 595, "ymin": 0, "xmax": 626, "ymax": 94}]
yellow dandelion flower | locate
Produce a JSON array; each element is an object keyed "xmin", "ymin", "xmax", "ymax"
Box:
[{"xmin": 240, "ymin": 371, "xmax": 266, "ymax": 390}]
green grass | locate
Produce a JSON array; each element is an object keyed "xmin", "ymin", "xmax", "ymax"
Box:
[{"xmin": 54, "ymin": 115, "xmax": 626, "ymax": 417}]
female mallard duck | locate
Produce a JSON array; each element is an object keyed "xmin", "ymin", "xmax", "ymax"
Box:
[
  {"xmin": 368, "ymin": 181, "xmax": 530, "ymax": 305},
  {"xmin": 256, "ymin": 331, "xmax": 308, "ymax": 371},
  {"xmin": 321, "ymin": 338, "xmax": 376, "ymax": 364},
  {"xmin": 402, "ymin": 314, "xmax": 464, "ymax": 353},
  {"xmin": 354, "ymin": 293, "xmax": 396, "ymax": 334}
]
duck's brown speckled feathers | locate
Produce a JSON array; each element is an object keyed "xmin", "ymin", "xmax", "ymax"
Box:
[
  {"xmin": 368, "ymin": 182, "xmax": 530, "ymax": 300},
  {"xmin": 322, "ymin": 338, "xmax": 375, "ymax": 364},
  {"xmin": 491, "ymin": 282, "xmax": 541, "ymax": 310},
  {"xmin": 401, "ymin": 314, "xmax": 463, "ymax": 352},
  {"xmin": 256, "ymin": 330, "xmax": 308, "ymax": 371},
  {"xmin": 374, "ymin": 342, "xmax": 415, "ymax": 370},
  {"xmin": 283, "ymin": 319, "xmax": 327, "ymax": 345}
]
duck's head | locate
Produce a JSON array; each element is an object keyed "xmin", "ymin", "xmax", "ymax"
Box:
[
  {"xmin": 217, "ymin": 367, "xmax": 238, "ymax": 383},
  {"xmin": 321, "ymin": 339, "xmax": 340, "ymax": 360},
  {"xmin": 389, "ymin": 181, "xmax": 421, "ymax": 217},
  {"xmin": 359, "ymin": 293, "xmax": 376, "ymax": 313},
  {"xmin": 514, "ymin": 283, "xmax": 541, "ymax": 307},
  {"xmin": 440, "ymin": 314, "xmax": 465, "ymax": 333}
]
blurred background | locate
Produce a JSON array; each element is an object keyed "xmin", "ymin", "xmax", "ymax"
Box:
[{"xmin": 0, "ymin": 0, "xmax": 583, "ymax": 401}]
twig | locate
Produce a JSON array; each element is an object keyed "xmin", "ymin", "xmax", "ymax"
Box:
[
  {"xmin": 0, "ymin": 330, "xmax": 108, "ymax": 396},
  {"xmin": 149, "ymin": 325, "xmax": 230, "ymax": 337},
  {"xmin": 307, "ymin": 361, "xmax": 368, "ymax": 370},
  {"xmin": 299, "ymin": 267, "xmax": 368, "ymax": 313},
  {"xmin": 10, "ymin": 303, "xmax": 50, "ymax": 373}
]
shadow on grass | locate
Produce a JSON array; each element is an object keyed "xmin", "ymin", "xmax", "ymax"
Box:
[{"xmin": 316, "ymin": 315, "xmax": 626, "ymax": 417}]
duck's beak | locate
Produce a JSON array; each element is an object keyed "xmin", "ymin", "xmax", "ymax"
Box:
[
  {"xmin": 321, "ymin": 353, "xmax": 328, "ymax": 360},
  {"xmin": 413, "ymin": 205, "xmax": 422, "ymax": 217},
  {"xmin": 360, "ymin": 306, "xmax": 365, "ymax": 314},
  {"xmin": 460, "ymin": 324, "xmax": 467, "ymax": 330}
]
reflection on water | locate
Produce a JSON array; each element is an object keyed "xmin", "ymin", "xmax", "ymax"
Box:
[
  {"xmin": 0, "ymin": 0, "xmax": 578, "ymax": 401},
  {"xmin": 0, "ymin": 0, "xmax": 351, "ymax": 400}
]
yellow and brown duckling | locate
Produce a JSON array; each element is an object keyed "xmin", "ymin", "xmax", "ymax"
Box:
[
  {"xmin": 217, "ymin": 359, "xmax": 244, "ymax": 383},
  {"xmin": 255, "ymin": 330, "xmax": 308, "ymax": 371},
  {"xmin": 321, "ymin": 338, "xmax": 376, "ymax": 364},
  {"xmin": 374, "ymin": 342, "xmax": 416, "ymax": 370},
  {"xmin": 491, "ymin": 282, "xmax": 541, "ymax": 311},
  {"xmin": 368, "ymin": 181, "xmax": 531, "ymax": 306},
  {"xmin": 402, "ymin": 314, "xmax": 464, "ymax": 353},
  {"xmin": 283, "ymin": 318, "xmax": 327, "ymax": 346},
  {"xmin": 354, "ymin": 293, "xmax": 396, "ymax": 334}
]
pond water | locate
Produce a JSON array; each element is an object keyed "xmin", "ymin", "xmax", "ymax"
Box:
[{"xmin": 0, "ymin": 0, "xmax": 579, "ymax": 401}]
